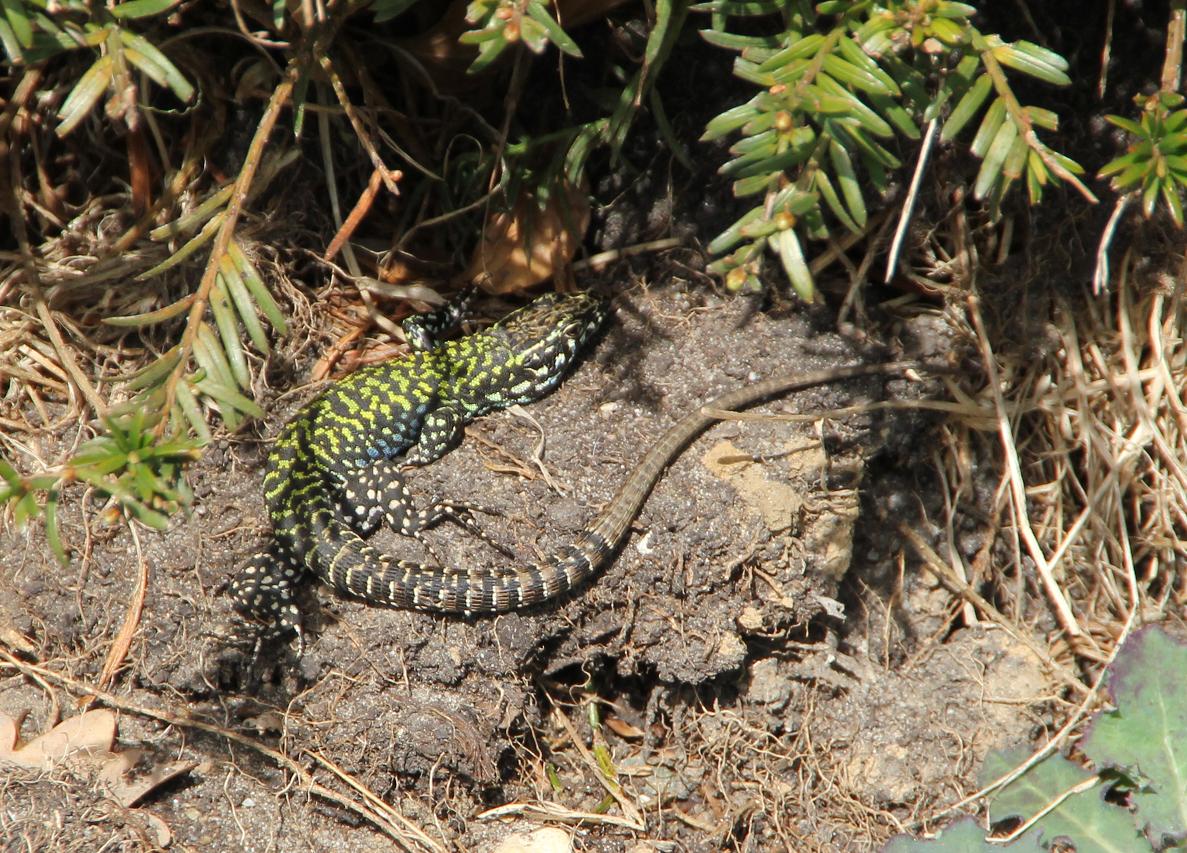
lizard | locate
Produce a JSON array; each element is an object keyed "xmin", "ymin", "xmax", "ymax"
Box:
[{"xmin": 229, "ymin": 289, "xmax": 917, "ymax": 648}]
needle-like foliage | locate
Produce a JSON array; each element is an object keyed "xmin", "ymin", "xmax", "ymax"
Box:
[{"xmin": 699, "ymin": 0, "xmax": 1093, "ymax": 297}]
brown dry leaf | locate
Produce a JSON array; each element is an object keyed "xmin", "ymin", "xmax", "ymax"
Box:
[
  {"xmin": 0, "ymin": 708, "xmax": 195, "ymax": 814},
  {"xmin": 1, "ymin": 626, "xmax": 37, "ymax": 654},
  {"xmin": 99, "ymin": 748, "xmax": 198, "ymax": 807},
  {"xmin": 604, "ymin": 716, "xmax": 645, "ymax": 740},
  {"xmin": 0, "ymin": 708, "xmax": 115, "ymax": 770},
  {"xmin": 464, "ymin": 182, "xmax": 590, "ymax": 295},
  {"xmin": 244, "ymin": 710, "xmax": 286, "ymax": 735},
  {"xmin": 0, "ymin": 709, "xmax": 23, "ymax": 755}
]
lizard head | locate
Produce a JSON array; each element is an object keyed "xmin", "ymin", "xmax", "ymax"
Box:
[{"xmin": 492, "ymin": 290, "xmax": 608, "ymax": 393}]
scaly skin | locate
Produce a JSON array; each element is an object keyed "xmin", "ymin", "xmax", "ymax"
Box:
[
  {"xmin": 231, "ymin": 289, "xmax": 915, "ymax": 649},
  {"xmin": 230, "ymin": 291, "xmax": 607, "ymax": 642}
]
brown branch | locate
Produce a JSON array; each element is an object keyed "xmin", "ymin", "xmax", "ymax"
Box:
[
  {"xmin": 1162, "ymin": 0, "xmax": 1186, "ymax": 93},
  {"xmin": 154, "ymin": 16, "xmax": 345, "ymax": 437},
  {"xmin": 979, "ymin": 44, "xmax": 1099, "ymax": 204}
]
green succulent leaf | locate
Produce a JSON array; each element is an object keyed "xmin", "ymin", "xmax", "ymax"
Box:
[
  {"xmin": 881, "ymin": 815, "xmax": 1044, "ymax": 852},
  {"xmin": 984, "ymin": 748, "xmax": 1145, "ymax": 852},
  {"xmin": 524, "ymin": 2, "xmax": 582, "ymax": 58},
  {"xmin": 56, "ymin": 53, "xmax": 114, "ymax": 137},
  {"xmin": 771, "ymin": 228, "xmax": 814, "ymax": 301},
  {"xmin": 1080, "ymin": 627, "xmax": 1187, "ymax": 841},
  {"xmin": 118, "ymin": 29, "xmax": 194, "ymax": 102}
]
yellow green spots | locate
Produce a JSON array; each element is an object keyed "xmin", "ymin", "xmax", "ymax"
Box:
[{"xmin": 235, "ymin": 291, "xmax": 607, "ymax": 634}]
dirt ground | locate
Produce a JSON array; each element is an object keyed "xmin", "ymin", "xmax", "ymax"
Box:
[{"xmin": 0, "ymin": 279, "xmax": 1062, "ymax": 851}]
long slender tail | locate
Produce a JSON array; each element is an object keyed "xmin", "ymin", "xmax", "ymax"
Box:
[{"xmin": 314, "ymin": 361, "xmax": 920, "ymax": 614}]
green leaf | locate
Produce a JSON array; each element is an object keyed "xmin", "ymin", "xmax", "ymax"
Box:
[
  {"xmin": 767, "ymin": 187, "xmax": 818, "ymax": 218},
  {"xmin": 194, "ymin": 376, "xmax": 264, "ymax": 420},
  {"xmin": 1165, "ymin": 109, "xmax": 1187, "ymax": 134},
  {"xmin": 124, "ymin": 345, "xmax": 183, "ymax": 390},
  {"xmin": 524, "ymin": 1, "xmax": 582, "ymax": 58},
  {"xmin": 1161, "ymin": 180, "xmax": 1184, "ymax": 226},
  {"xmin": 192, "ymin": 321, "xmax": 237, "ymax": 394},
  {"xmin": 136, "ymin": 214, "xmax": 221, "ymax": 280},
  {"xmin": 56, "ymin": 53, "xmax": 114, "ymax": 137},
  {"xmin": 708, "ymin": 205, "xmax": 766, "ymax": 254},
  {"xmin": 829, "ymin": 120, "xmax": 899, "ymax": 169},
  {"xmin": 1142, "ymin": 173, "xmax": 1161, "ymax": 217},
  {"xmin": 942, "ymin": 73, "xmax": 992, "ymax": 141},
  {"xmin": 518, "ymin": 16, "xmax": 549, "ymax": 54},
  {"xmin": 220, "ymin": 250, "xmax": 270, "ymax": 353},
  {"xmin": 974, "ymin": 118, "xmax": 1017, "ymax": 199},
  {"xmin": 698, "ymin": 29, "xmax": 782, "ymax": 51},
  {"xmin": 0, "ymin": 456, "xmax": 22, "ymax": 486},
  {"xmin": 815, "ymin": 73, "xmax": 894, "ymax": 137},
  {"xmin": 688, "ymin": 0, "xmax": 782, "ymax": 14},
  {"xmin": 927, "ymin": 16, "xmax": 966, "ymax": 46},
  {"xmin": 821, "ymin": 53, "xmax": 893, "ymax": 95},
  {"xmin": 813, "ymin": 168, "xmax": 860, "ymax": 233},
  {"xmin": 828, "ymin": 138, "xmax": 866, "ymax": 228},
  {"xmin": 934, "ymin": 2, "xmax": 978, "ymax": 19},
  {"xmin": 1081, "ymin": 626, "xmax": 1187, "ymax": 838},
  {"xmin": 728, "ymin": 128, "xmax": 778, "ymax": 157},
  {"xmin": 724, "ymin": 129, "xmax": 814, "ymax": 177},
  {"xmin": 43, "ymin": 491, "xmax": 67, "ymax": 564},
  {"xmin": 801, "ymin": 84, "xmax": 863, "ymax": 116},
  {"xmin": 970, "ymin": 97, "xmax": 1006, "ymax": 159},
  {"xmin": 771, "ymin": 228, "xmax": 814, "ymax": 301},
  {"xmin": 117, "ymin": 29, "xmax": 194, "ymax": 103},
  {"xmin": 458, "ymin": 26, "xmax": 506, "ymax": 45},
  {"xmin": 835, "ymin": 34, "xmax": 900, "ymax": 95},
  {"xmin": 72, "ymin": 449, "xmax": 131, "ymax": 480},
  {"xmin": 986, "ymin": 750, "xmax": 1141, "ymax": 851},
  {"xmin": 104, "ymin": 294, "xmax": 196, "ymax": 327},
  {"xmin": 989, "ymin": 42, "xmax": 1071, "ymax": 87},
  {"xmin": 1105, "ymin": 114, "xmax": 1144, "ymax": 136},
  {"xmin": 13, "ymin": 491, "xmax": 38, "ymax": 527},
  {"xmin": 1024, "ymin": 106, "xmax": 1058, "ymax": 132},
  {"xmin": 175, "ymin": 380, "xmax": 211, "ymax": 443},
  {"xmin": 1168, "ymin": 153, "xmax": 1187, "ymax": 174},
  {"xmin": 109, "ymin": 0, "xmax": 180, "ymax": 19},
  {"xmin": 755, "ymin": 33, "xmax": 825, "ymax": 72},
  {"xmin": 1010, "ymin": 39, "xmax": 1069, "ymax": 72},
  {"xmin": 235, "ymin": 252, "xmax": 286, "ymax": 335},
  {"xmin": 1046, "ymin": 148, "xmax": 1084, "ymax": 177},
  {"xmin": 1, "ymin": 0, "xmax": 32, "ymax": 49},
  {"xmin": 868, "ymin": 91, "xmax": 919, "ymax": 139},
  {"xmin": 0, "ymin": 17, "xmax": 23, "ymax": 64},
  {"xmin": 209, "ymin": 275, "xmax": 250, "ymax": 390},
  {"xmin": 149, "ymin": 184, "xmax": 234, "ymax": 241},
  {"xmin": 881, "ymin": 815, "xmax": 1044, "ymax": 852},
  {"xmin": 1001, "ymin": 134, "xmax": 1028, "ymax": 180},
  {"xmin": 703, "ymin": 101, "xmax": 761, "ymax": 141},
  {"xmin": 1025, "ymin": 149, "xmax": 1047, "ymax": 202},
  {"xmin": 122, "ymin": 497, "xmax": 170, "ymax": 529}
]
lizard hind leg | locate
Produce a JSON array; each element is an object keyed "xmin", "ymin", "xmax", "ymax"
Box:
[
  {"xmin": 350, "ymin": 459, "xmax": 515, "ymax": 562},
  {"xmin": 229, "ymin": 547, "xmax": 306, "ymax": 655}
]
